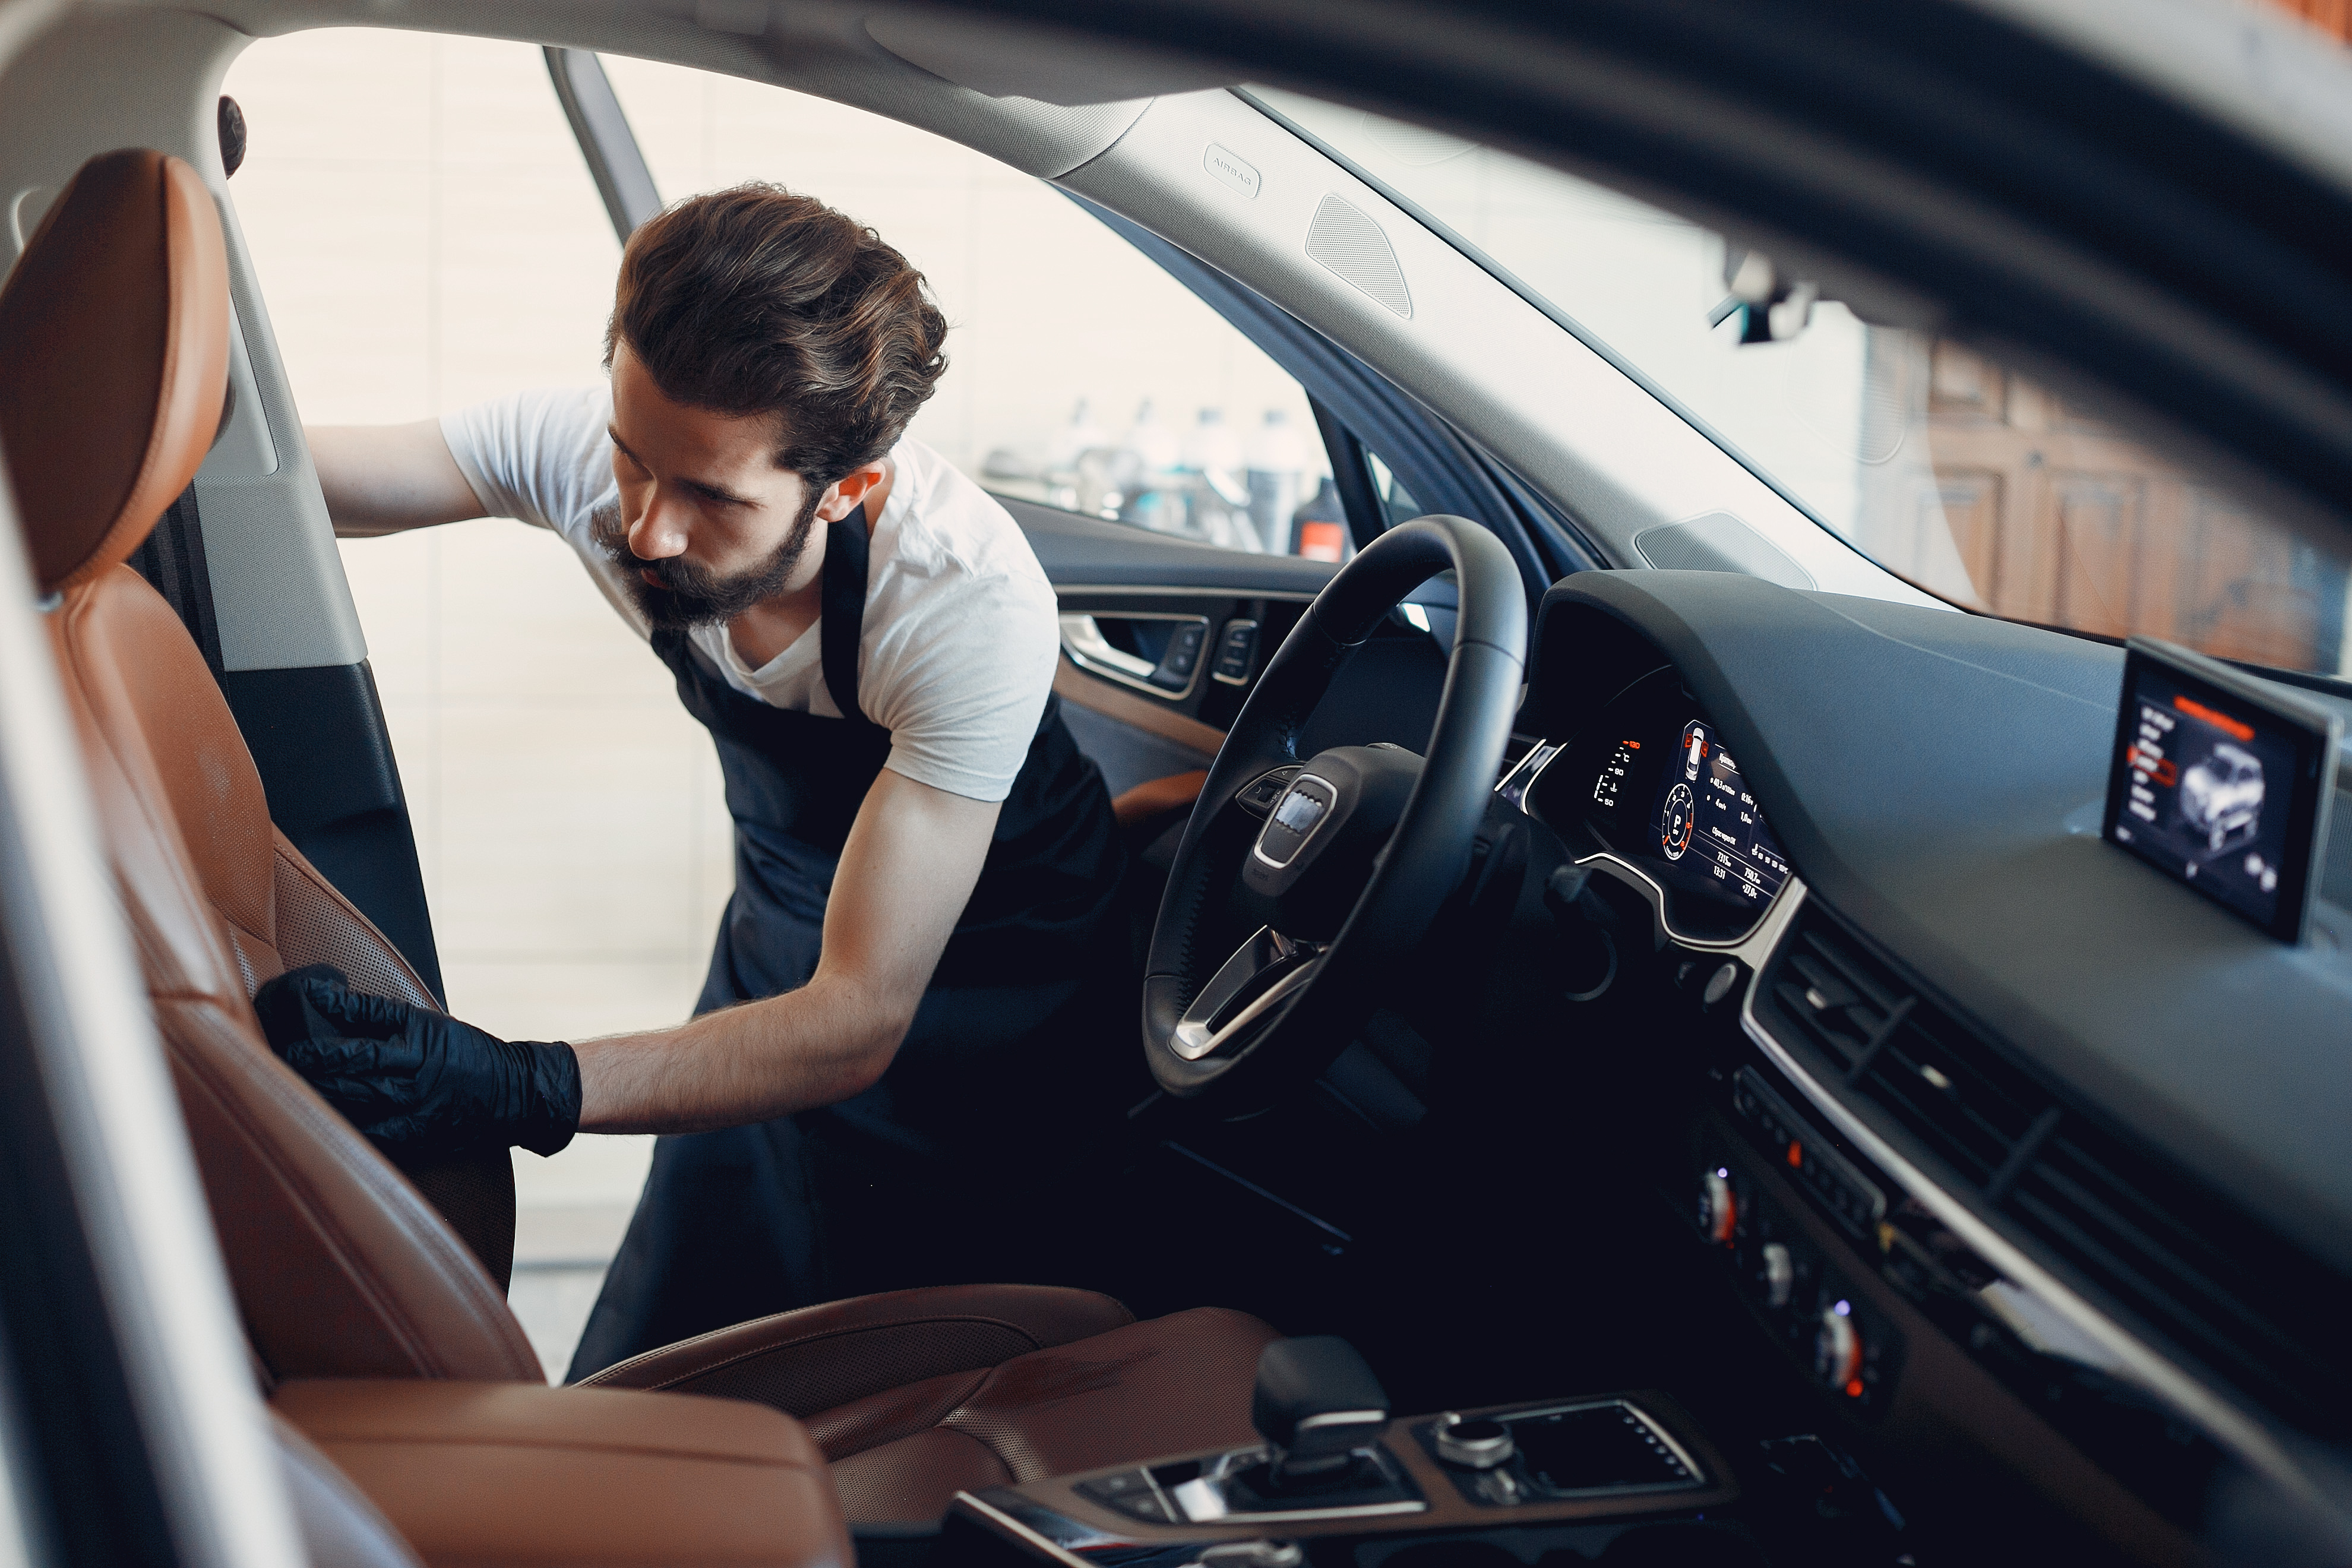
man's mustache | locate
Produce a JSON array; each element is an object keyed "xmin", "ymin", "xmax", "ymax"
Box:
[{"xmin": 584, "ymin": 498, "xmax": 817, "ymax": 628}]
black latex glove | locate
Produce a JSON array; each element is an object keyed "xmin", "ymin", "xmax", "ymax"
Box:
[{"xmin": 251, "ymin": 964, "xmax": 581, "ymax": 1157}]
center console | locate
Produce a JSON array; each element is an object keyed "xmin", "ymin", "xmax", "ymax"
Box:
[{"xmin": 940, "ymin": 1338, "xmax": 1739, "ymax": 1567}]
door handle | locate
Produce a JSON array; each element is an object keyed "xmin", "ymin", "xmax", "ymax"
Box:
[{"xmin": 1058, "ymin": 613, "xmax": 1211, "ymax": 699}]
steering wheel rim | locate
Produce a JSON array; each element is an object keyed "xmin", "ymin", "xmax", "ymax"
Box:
[{"xmin": 1141, "ymin": 516, "xmax": 1528, "ymax": 1105}]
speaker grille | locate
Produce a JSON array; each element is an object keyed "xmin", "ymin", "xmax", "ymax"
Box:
[{"xmin": 1305, "ymin": 195, "xmax": 1412, "ymax": 318}]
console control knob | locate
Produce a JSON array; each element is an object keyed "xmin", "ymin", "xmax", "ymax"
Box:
[
  {"xmin": 1433, "ymin": 1414, "xmax": 1516, "ymax": 1470},
  {"xmin": 1197, "ymin": 1543, "xmax": 1304, "ymax": 1568},
  {"xmin": 1699, "ymin": 1170, "xmax": 1737, "ymax": 1245},
  {"xmin": 1815, "ymin": 1304, "xmax": 1864, "ymax": 1389},
  {"xmin": 1760, "ymin": 1243, "xmax": 1795, "ymax": 1309}
]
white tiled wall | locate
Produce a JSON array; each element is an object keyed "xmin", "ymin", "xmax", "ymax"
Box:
[{"xmin": 219, "ymin": 27, "xmax": 1320, "ymax": 1376}]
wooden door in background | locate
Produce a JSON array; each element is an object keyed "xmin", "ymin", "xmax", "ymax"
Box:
[{"xmin": 1918, "ymin": 343, "xmax": 2346, "ymax": 673}]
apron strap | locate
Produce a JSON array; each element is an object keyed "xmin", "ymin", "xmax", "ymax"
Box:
[{"xmin": 818, "ymin": 513, "xmax": 875, "ymax": 728}]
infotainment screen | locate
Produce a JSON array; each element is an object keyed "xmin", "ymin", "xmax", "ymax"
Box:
[
  {"xmin": 2103, "ymin": 637, "xmax": 2340, "ymax": 943},
  {"xmin": 1648, "ymin": 719, "xmax": 1791, "ymax": 909}
]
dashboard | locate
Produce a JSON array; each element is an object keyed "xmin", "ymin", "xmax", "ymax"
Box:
[{"xmin": 1507, "ymin": 569, "xmax": 2352, "ymax": 1561}]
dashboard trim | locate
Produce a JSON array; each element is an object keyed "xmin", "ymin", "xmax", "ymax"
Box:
[
  {"xmin": 1575, "ymin": 852, "xmax": 1786, "ymax": 952},
  {"xmin": 949, "ymin": 1491, "xmax": 1096, "ymax": 1568},
  {"xmin": 1734, "ymin": 887, "xmax": 2331, "ymax": 1519}
]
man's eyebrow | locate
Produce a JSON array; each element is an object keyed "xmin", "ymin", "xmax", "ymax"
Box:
[{"xmin": 608, "ymin": 426, "xmax": 763, "ymax": 508}]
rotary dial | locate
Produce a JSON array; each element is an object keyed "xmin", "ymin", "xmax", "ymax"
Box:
[{"xmin": 1661, "ymin": 782, "xmax": 1696, "ymax": 860}]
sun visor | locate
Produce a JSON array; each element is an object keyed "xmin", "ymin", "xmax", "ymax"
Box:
[{"xmin": 862, "ymin": 11, "xmax": 1236, "ymax": 105}]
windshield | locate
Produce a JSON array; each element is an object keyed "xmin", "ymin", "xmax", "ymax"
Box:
[{"xmin": 1253, "ymin": 89, "xmax": 2352, "ymax": 681}]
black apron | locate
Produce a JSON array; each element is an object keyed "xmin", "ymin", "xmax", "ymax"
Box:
[{"xmin": 568, "ymin": 514, "xmax": 1128, "ymax": 1378}]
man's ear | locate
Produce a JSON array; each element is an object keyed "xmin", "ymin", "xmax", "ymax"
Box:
[{"xmin": 816, "ymin": 460, "xmax": 890, "ymax": 523}]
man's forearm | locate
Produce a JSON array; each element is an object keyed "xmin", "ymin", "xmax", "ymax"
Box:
[
  {"xmin": 309, "ymin": 419, "xmax": 486, "ymax": 536},
  {"xmin": 571, "ymin": 970, "xmax": 915, "ymax": 1134}
]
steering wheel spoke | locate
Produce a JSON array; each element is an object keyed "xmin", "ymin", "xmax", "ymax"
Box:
[{"xmin": 1171, "ymin": 927, "xmax": 1324, "ymax": 1061}]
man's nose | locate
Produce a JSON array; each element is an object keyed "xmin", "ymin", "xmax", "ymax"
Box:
[{"xmin": 627, "ymin": 494, "xmax": 691, "ymax": 561}]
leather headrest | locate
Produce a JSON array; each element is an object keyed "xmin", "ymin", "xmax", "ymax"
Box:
[{"xmin": 0, "ymin": 149, "xmax": 229, "ymax": 594}]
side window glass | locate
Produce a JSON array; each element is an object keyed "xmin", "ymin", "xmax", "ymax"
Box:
[
  {"xmin": 600, "ymin": 61, "xmax": 1338, "ymax": 558},
  {"xmin": 1365, "ymin": 450, "xmax": 1423, "ymax": 532}
]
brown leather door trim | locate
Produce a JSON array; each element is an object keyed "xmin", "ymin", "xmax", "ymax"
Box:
[{"xmin": 1052, "ymin": 661, "xmax": 1226, "ymax": 754}]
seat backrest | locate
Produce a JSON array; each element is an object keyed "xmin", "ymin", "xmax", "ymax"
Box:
[{"xmin": 0, "ymin": 149, "xmax": 539, "ymax": 1387}]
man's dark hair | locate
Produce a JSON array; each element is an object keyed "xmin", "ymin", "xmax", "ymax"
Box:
[{"xmin": 607, "ymin": 183, "xmax": 948, "ymax": 487}]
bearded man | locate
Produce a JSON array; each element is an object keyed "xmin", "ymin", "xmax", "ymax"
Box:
[{"xmin": 299, "ymin": 183, "xmax": 1128, "ymax": 1376}]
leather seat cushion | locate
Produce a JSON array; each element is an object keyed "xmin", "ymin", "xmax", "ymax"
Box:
[{"xmin": 276, "ymin": 1380, "xmax": 852, "ymax": 1568}]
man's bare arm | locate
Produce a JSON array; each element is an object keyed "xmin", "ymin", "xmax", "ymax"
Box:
[
  {"xmin": 309, "ymin": 421, "xmax": 485, "ymax": 537},
  {"xmin": 572, "ymin": 767, "xmax": 1001, "ymax": 1133}
]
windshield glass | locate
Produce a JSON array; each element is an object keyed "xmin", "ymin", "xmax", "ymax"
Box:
[{"xmin": 1253, "ymin": 89, "xmax": 2352, "ymax": 681}]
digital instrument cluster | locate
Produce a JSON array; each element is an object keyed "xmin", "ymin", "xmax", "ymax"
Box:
[
  {"xmin": 1522, "ymin": 668, "xmax": 1794, "ymax": 936},
  {"xmin": 1652, "ymin": 719, "xmax": 1791, "ymax": 908}
]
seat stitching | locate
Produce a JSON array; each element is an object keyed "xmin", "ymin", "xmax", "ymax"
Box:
[{"xmin": 599, "ymin": 1314, "xmax": 1052, "ymax": 1393}]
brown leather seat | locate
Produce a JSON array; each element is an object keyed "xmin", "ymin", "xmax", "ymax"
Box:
[{"xmin": 3, "ymin": 147, "xmax": 1276, "ymax": 1531}]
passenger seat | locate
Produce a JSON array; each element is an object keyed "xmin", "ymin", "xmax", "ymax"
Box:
[{"xmin": 3, "ymin": 147, "xmax": 1278, "ymax": 1531}]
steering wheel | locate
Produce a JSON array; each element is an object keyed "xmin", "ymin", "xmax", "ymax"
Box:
[{"xmin": 1142, "ymin": 516, "xmax": 1528, "ymax": 1107}]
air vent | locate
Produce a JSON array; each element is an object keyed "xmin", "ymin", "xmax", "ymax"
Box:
[
  {"xmin": 1760, "ymin": 905, "xmax": 2352, "ymax": 1433},
  {"xmin": 1774, "ymin": 920, "xmax": 2054, "ymax": 1193}
]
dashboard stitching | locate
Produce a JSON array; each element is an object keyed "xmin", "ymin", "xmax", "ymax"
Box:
[{"xmin": 1803, "ymin": 596, "xmax": 2116, "ymax": 715}]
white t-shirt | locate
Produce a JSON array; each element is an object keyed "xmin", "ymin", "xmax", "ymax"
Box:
[{"xmin": 440, "ymin": 387, "xmax": 1060, "ymax": 803}]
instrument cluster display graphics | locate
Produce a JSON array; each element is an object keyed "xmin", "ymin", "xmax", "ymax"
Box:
[
  {"xmin": 1649, "ymin": 720, "xmax": 1791, "ymax": 908},
  {"xmin": 2103, "ymin": 638, "xmax": 2339, "ymax": 943}
]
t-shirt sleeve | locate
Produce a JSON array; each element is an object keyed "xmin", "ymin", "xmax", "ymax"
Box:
[
  {"xmin": 438, "ymin": 387, "xmax": 612, "ymax": 538},
  {"xmin": 865, "ymin": 569, "xmax": 1061, "ymax": 804}
]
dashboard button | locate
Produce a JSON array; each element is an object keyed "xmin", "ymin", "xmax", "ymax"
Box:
[
  {"xmin": 1761, "ymin": 1242, "xmax": 1796, "ymax": 1309},
  {"xmin": 1699, "ymin": 1170, "xmax": 1738, "ymax": 1245},
  {"xmin": 1815, "ymin": 1304, "xmax": 1864, "ymax": 1389}
]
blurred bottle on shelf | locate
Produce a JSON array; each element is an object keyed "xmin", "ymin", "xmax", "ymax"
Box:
[
  {"xmin": 1245, "ymin": 407, "xmax": 1308, "ymax": 555},
  {"xmin": 1047, "ymin": 397, "xmax": 1107, "ymax": 470},
  {"xmin": 1291, "ymin": 475, "xmax": 1350, "ymax": 563},
  {"xmin": 1180, "ymin": 406, "xmax": 1257, "ymax": 551},
  {"xmin": 1047, "ymin": 397, "xmax": 1111, "ymax": 514},
  {"xmin": 1117, "ymin": 399, "xmax": 1182, "ymax": 533}
]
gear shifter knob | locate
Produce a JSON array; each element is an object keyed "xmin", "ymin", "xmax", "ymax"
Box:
[{"xmin": 1251, "ymin": 1337, "xmax": 1390, "ymax": 1478}]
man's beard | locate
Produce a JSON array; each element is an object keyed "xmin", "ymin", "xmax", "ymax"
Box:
[{"xmin": 590, "ymin": 491, "xmax": 823, "ymax": 631}]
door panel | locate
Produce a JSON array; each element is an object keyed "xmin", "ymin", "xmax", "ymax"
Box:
[{"xmin": 1011, "ymin": 494, "xmax": 1456, "ymax": 796}]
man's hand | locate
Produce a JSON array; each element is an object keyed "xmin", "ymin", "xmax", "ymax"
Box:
[
  {"xmin": 252, "ymin": 965, "xmax": 581, "ymax": 1155},
  {"xmin": 572, "ymin": 769, "xmax": 1003, "ymax": 1133},
  {"xmin": 308, "ymin": 420, "xmax": 486, "ymax": 537}
]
